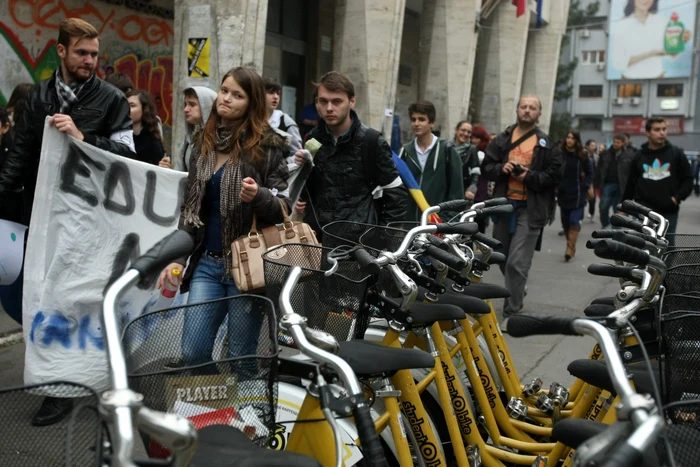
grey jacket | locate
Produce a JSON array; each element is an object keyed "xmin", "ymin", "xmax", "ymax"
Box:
[
  {"xmin": 594, "ymin": 146, "xmax": 635, "ymax": 193},
  {"xmin": 173, "ymin": 86, "xmax": 217, "ymax": 172}
]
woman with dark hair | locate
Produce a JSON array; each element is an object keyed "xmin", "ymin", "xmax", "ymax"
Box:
[
  {"xmin": 126, "ymin": 90, "xmax": 165, "ymax": 165},
  {"xmin": 611, "ymin": 0, "xmax": 692, "ymax": 79},
  {"xmin": 6, "ymin": 83, "xmax": 33, "ymax": 126},
  {"xmin": 157, "ymin": 67, "xmax": 290, "ymax": 365},
  {"xmin": 558, "ymin": 130, "xmax": 593, "ymax": 261}
]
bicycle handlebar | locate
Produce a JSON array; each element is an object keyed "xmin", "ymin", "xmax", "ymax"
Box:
[
  {"xmin": 473, "ymin": 232, "xmax": 503, "ymax": 250},
  {"xmin": 438, "ymin": 199, "xmax": 471, "ymax": 212},
  {"xmin": 587, "ymin": 263, "xmax": 639, "ymax": 282},
  {"xmin": 353, "ymin": 248, "xmax": 381, "ymax": 276},
  {"xmin": 610, "ymin": 214, "xmax": 644, "ymax": 232},
  {"xmin": 353, "ymin": 403, "xmax": 389, "ymax": 467},
  {"xmin": 506, "ymin": 315, "xmax": 579, "ymax": 337},
  {"xmin": 620, "ymin": 200, "xmax": 652, "ymax": 217},
  {"xmin": 593, "ymin": 239, "xmax": 650, "ymax": 266},
  {"xmin": 424, "ymin": 245, "xmax": 467, "ymax": 271},
  {"xmin": 131, "ymin": 231, "xmax": 194, "ymax": 287},
  {"xmin": 482, "ymin": 197, "xmax": 508, "ymax": 207},
  {"xmin": 592, "ymin": 229, "xmax": 664, "ymax": 247},
  {"xmin": 434, "ymin": 222, "xmax": 480, "ymax": 235}
]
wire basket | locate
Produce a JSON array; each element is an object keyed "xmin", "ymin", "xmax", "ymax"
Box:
[
  {"xmin": 121, "ymin": 295, "xmax": 279, "ymax": 452},
  {"xmin": 659, "ymin": 294, "xmax": 700, "ymax": 407},
  {"xmin": 666, "ymin": 234, "xmax": 700, "ymax": 250},
  {"xmin": 663, "ymin": 248, "xmax": 700, "ymax": 269},
  {"xmin": 658, "ymin": 399, "xmax": 700, "ymax": 467},
  {"xmin": 322, "ymin": 221, "xmax": 409, "ymax": 257},
  {"xmin": 664, "ymin": 263, "xmax": 700, "ymax": 295},
  {"xmin": 262, "ymin": 243, "xmax": 373, "ymax": 342},
  {"xmin": 0, "ymin": 382, "xmax": 104, "ymax": 467}
]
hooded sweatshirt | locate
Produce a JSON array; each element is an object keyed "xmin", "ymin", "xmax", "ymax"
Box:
[
  {"xmin": 623, "ymin": 141, "xmax": 694, "ymax": 214},
  {"xmin": 173, "ymin": 86, "xmax": 217, "ymax": 172}
]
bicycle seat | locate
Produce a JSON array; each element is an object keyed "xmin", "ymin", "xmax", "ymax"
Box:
[
  {"xmin": 190, "ymin": 424, "xmax": 322, "ymax": 467},
  {"xmin": 417, "ymin": 287, "xmax": 491, "ymax": 315},
  {"xmin": 339, "ymin": 340, "xmax": 435, "ymax": 376},
  {"xmin": 451, "ymin": 281, "xmax": 511, "ymax": 300},
  {"xmin": 409, "ymin": 301, "xmax": 467, "ymax": 325},
  {"xmin": 567, "ymin": 359, "xmax": 658, "ymax": 397},
  {"xmin": 584, "ymin": 303, "xmax": 616, "ymax": 317},
  {"xmin": 591, "ymin": 296, "xmax": 615, "ymax": 306}
]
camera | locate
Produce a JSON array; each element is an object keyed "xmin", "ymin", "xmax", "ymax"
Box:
[{"xmin": 512, "ymin": 164, "xmax": 524, "ymax": 176}]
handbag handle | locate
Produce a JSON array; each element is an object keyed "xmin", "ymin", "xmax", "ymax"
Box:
[{"xmin": 249, "ymin": 197, "xmax": 293, "ymax": 234}]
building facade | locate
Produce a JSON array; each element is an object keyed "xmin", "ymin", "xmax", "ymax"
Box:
[
  {"xmin": 557, "ymin": 0, "xmax": 699, "ymax": 150},
  {"xmin": 1, "ymin": 0, "xmax": 569, "ymax": 155}
]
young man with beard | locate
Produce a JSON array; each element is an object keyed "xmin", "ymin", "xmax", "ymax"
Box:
[
  {"xmin": 481, "ymin": 95, "xmax": 563, "ymax": 327},
  {"xmin": 0, "ymin": 18, "xmax": 135, "ymax": 427},
  {"xmin": 293, "ymin": 71, "xmax": 407, "ymax": 234},
  {"xmin": 623, "ymin": 118, "xmax": 693, "ymax": 235}
]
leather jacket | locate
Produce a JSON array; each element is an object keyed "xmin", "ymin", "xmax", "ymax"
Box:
[{"xmin": 0, "ymin": 73, "xmax": 134, "ymax": 224}]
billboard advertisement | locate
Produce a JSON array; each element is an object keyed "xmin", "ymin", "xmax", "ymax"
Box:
[{"xmin": 608, "ymin": 0, "xmax": 696, "ymax": 80}]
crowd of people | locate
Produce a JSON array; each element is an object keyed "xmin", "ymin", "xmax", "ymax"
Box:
[{"xmin": 0, "ymin": 17, "xmax": 695, "ymax": 427}]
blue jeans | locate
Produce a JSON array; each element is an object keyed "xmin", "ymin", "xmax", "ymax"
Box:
[
  {"xmin": 182, "ymin": 254, "xmax": 263, "ymax": 367},
  {"xmin": 599, "ymin": 183, "xmax": 621, "ymax": 228},
  {"xmin": 666, "ymin": 212, "xmax": 679, "ymax": 236},
  {"xmin": 561, "ymin": 206, "xmax": 585, "ymax": 230}
]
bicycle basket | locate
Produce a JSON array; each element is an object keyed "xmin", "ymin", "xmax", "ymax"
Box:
[
  {"xmin": 322, "ymin": 221, "xmax": 409, "ymax": 257},
  {"xmin": 262, "ymin": 243, "xmax": 373, "ymax": 342},
  {"xmin": 660, "ymin": 295, "xmax": 700, "ymax": 405},
  {"xmin": 657, "ymin": 399, "xmax": 700, "ymax": 467},
  {"xmin": 666, "ymin": 234, "xmax": 700, "ymax": 250},
  {"xmin": 664, "ymin": 263, "xmax": 700, "ymax": 295},
  {"xmin": 0, "ymin": 382, "xmax": 103, "ymax": 467},
  {"xmin": 121, "ymin": 295, "xmax": 278, "ymax": 451}
]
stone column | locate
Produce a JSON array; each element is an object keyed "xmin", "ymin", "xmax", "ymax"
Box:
[
  {"xmin": 471, "ymin": 1, "xmax": 531, "ymax": 133},
  {"xmin": 521, "ymin": 0, "xmax": 571, "ymax": 133},
  {"xmin": 418, "ymin": 0, "xmax": 480, "ymax": 136},
  {"xmin": 333, "ymin": 0, "xmax": 406, "ymax": 138},
  {"xmin": 171, "ymin": 0, "xmax": 268, "ymax": 158}
]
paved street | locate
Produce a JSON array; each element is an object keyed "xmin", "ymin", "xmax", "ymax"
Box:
[{"xmin": 1, "ymin": 196, "xmax": 699, "ymax": 389}]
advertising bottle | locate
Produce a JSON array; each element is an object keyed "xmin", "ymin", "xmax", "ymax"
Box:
[{"xmin": 664, "ymin": 12, "xmax": 685, "ymax": 55}]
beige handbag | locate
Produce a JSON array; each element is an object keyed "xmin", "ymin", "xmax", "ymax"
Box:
[{"xmin": 231, "ymin": 199, "xmax": 319, "ymax": 292}]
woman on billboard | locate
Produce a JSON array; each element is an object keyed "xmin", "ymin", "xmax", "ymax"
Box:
[{"xmin": 611, "ymin": 0, "xmax": 692, "ymax": 79}]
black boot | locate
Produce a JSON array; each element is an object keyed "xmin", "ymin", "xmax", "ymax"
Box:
[{"xmin": 31, "ymin": 396, "xmax": 73, "ymax": 427}]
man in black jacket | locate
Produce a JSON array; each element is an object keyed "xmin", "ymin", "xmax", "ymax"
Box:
[
  {"xmin": 594, "ymin": 133, "xmax": 635, "ymax": 229},
  {"xmin": 294, "ymin": 71, "xmax": 407, "ymax": 235},
  {"xmin": 0, "ymin": 18, "xmax": 135, "ymax": 226},
  {"xmin": 0, "ymin": 18, "xmax": 135, "ymax": 427},
  {"xmin": 623, "ymin": 118, "xmax": 693, "ymax": 235},
  {"xmin": 481, "ymin": 95, "xmax": 563, "ymax": 325}
]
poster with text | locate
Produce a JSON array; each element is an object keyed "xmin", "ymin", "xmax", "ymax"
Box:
[
  {"xmin": 608, "ymin": 0, "xmax": 696, "ymax": 80},
  {"xmin": 24, "ymin": 121, "xmax": 187, "ymax": 391}
]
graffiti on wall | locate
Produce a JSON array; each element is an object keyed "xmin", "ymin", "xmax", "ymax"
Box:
[{"xmin": 0, "ymin": 0, "xmax": 173, "ymax": 140}]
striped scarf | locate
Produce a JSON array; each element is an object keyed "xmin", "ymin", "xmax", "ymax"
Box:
[
  {"xmin": 183, "ymin": 124, "xmax": 244, "ymax": 275},
  {"xmin": 54, "ymin": 69, "xmax": 92, "ymax": 114}
]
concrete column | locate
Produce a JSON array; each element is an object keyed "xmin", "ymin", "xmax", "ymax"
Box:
[
  {"xmin": 418, "ymin": 0, "xmax": 480, "ymax": 136},
  {"xmin": 171, "ymin": 0, "xmax": 268, "ymax": 158},
  {"xmin": 471, "ymin": 1, "xmax": 531, "ymax": 133},
  {"xmin": 333, "ymin": 0, "xmax": 406, "ymax": 137},
  {"xmin": 521, "ymin": 0, "xmax": 571, "ymax": 133}
]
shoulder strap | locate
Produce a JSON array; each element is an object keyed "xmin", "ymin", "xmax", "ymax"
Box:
[
  {"xmin": 361, "ymin": 127, "xmax": 382, "ymax": 187},
  {"xmin": 278, "ymin": 114, "xmax": 289, "ymax": 133},
  {"xmin": 506, "ymin": 128, "xmax": 538, "ymax": 153}
]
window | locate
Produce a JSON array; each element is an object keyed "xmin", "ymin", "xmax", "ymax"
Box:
[
  {"xmin": 579, "ymin": 118, "xmax": 603, "ymax": 131},
  {"xmin": 657, "ymin": 84, "xmax": 683, "ymax": 97},
  {"xmin": 579, "ymin": 85, "xmax": 603, "ymax": 98},
  {"xmin": 582, "ymin": 50, "xmax": 605, "ymax": 64},
  {"xmin": 617, "ymin": 84, "xmax": 643, "ymax": 98}
]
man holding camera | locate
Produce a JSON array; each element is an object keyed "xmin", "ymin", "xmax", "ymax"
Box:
[{"xmin": 481, "ymin": 95, "xmax": 563, "ymax": 326}]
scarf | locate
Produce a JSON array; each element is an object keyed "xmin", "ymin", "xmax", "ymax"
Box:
[
  {"xmin": 183, "ymin": 123, "xmax": 245, "ymax": 275},
  {"xmin": 452, "ymin": 141, "xmax": 472, "ymax": 161},
  {"xmin": 54, "ymin": 69, "xmax": 93, "ymax": 114}
]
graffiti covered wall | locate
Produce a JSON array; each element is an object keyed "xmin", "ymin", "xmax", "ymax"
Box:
[{"xmin": 0, "ymin": 0, "xmax": 175, "ymax": 150}]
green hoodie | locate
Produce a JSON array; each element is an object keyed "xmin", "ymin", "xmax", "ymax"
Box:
[{"xmin": 399, "ymin": 137, "xmax": 465, "ymax": 221}]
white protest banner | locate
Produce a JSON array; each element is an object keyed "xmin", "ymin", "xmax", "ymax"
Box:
[
  {"xmin": 24, "ymin": 121, "xmax": 187, "ymax": 391},
  {"xmin": 0, "ymin": 219, "xmax": 28, "ymax": 285}
]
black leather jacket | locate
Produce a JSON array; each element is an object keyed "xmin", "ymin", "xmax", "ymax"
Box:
[
  {"xmin": 0, "ymin": 73, "xmax": 134, "ymax": 224},
  {"xmin": 303, "ymin": 110, "xmax": 408, "ymax": 232},
  {"xmin": 481, "ymin": 125, "xmax": 563, "ymax": 228}
]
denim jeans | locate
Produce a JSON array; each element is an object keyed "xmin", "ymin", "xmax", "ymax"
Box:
[
  {"xmin": 561, "ymin": 206, "xmax": 585, "ymax": 230},
  {"xmin": 599, "ymin": 183, "xmax": 621, "ymax": 228},
  {"xmin": 182, "ymin": 254, "xmax": 263, "ymax": 367},
  {"xmin": 666, "ymin": 212, "xmax": 679, "ymax": 236}
]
